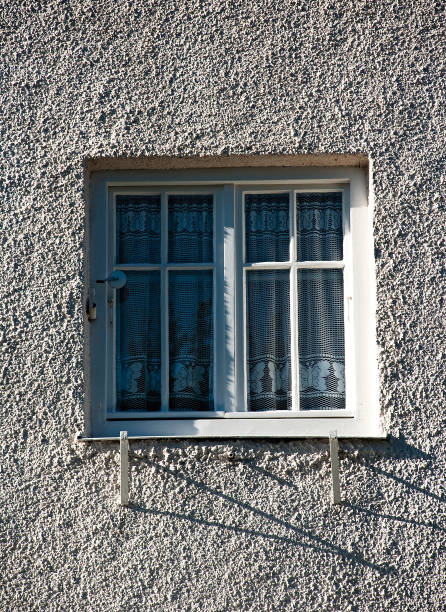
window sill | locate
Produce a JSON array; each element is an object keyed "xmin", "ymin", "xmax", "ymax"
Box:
[{"xmin": 85, "ymin": 415, "xmax": 386, "ymax": 439}]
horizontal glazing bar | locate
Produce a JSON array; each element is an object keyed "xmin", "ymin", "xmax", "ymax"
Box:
[
  {"xmin": 296, "ymin": 261, "xmax": 344, "ymax": 269},
  {"xmin": 242, "ymin": 261, "xmax": 345, "ymax": 270},
  {"xmin": 114, "ymin": 264, "xmax": 162, "ymax": 270},
  {"xmin": 114, "ymin": 264, "xmax": 215, "ymax": 271},
  {"xmin": 243, "ymin": 262, "xmax": 292, "ymax": 269}
]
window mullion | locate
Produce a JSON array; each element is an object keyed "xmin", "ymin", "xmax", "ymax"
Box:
[
  {"xmin": 160, "ymin": 191, "xmax": 169, "ymax": 412},
  {"xmin": 238, "ymin": 190, "xmax": 248, "ymax": 411},
  {"xmin": 290, "ymin": 191, "xmax": 299, "ymax": 412}
]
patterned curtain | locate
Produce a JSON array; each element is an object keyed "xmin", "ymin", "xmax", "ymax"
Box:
[
  {"xmin": 116, "ymin": 195, "xmax": 161, "ymax": 263},
  {"xmin": 296, "ymin": 192, "xmax": 345, "ymax": 410},
  {"xmin": 168, "ymin": 194, "xmax": 213, "ymax": 263},
  {"xmin": 115, "ymin": 195, "xmax": 162, "ymax": 411},
  {"xmin": 169, "ymin": 270, "xmax": 213, "ymax": 411},
  {"xmin": 116, "ymin": 271, "xmax": 161, "ymax": 411},
  {"xmin": 168, "ymin": 194, "xmax": 214, "ymax": 410},
  {"xmin": 298, "ymin": 269, "xmax": 345, "ymax": 410},
  {"xmin": 296, "ymin": 192, "xmax": 343, "ymax": 261},
  {"xmin": 245, "ymin": 193, "xmax": 289, "ymax": 262},
  {"xmin": 246, "ymin": 270, "xmax": 291, "ymax": 412},
  {"xmin": 245, "ymin": 193, "xmax": 291, "ymax": 410}
]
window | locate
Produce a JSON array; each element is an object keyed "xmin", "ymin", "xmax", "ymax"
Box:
[{"xmin": 87, "ymin": 166, "xmax": 383, "ymax": 438}]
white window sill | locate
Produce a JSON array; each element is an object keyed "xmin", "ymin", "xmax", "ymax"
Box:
[{"xmin": 84, "ymin": 415, "xmax": 386, "ymax": 439}]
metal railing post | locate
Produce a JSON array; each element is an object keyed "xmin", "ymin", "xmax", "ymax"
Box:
[
  {"xmin": 120, "ymin": 431, "xmax": 129, "ymax": 506},
  {"xmin": 329, "ymin": 431, "xmax": 341, "ymax": 505}
]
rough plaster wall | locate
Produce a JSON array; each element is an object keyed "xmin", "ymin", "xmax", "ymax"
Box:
[{"xmin": 0, "ymin": 0, "xmax": 445, "ymax": 610}]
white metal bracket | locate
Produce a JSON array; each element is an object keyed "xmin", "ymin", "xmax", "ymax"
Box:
[
  {"xmin": 119, "ymin": 431, "xmax": 129, "ymax": 506},
  {"xmin": 329, "ymin": 431, "xmax": 341, "ymax": 505},
  {"xmin": 86, "ymin": 287, "xmax": 97, "ymax": 321}
]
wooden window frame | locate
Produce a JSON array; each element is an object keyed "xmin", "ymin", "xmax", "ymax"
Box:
[{"xmin": 86, "ymin": 166, "xmax": 384, "ymax": 438}]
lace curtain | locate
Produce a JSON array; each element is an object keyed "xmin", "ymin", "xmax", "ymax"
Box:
[
  {"xmin": 296, "ymin": 192, "xmax": 343, "ymax": 261},
  {"xmin": 246, "ymin": 192, "xmax": 345, "ymax": 411},
  {"xmin": 168, "ymin": 195, "xmax": 213, "ymax": 263},
  {"xmin": 116, "ymin": 272, "xmax": 161, "ymax": 411},
  {"xmin": 245, "ymin": 193, "xmax": 289, "ymax": 262},
  {"xmin": 298, "ymin": 269, "xmax": 345, "ymax": 410},
  {"xmin": 168, "ymin": 195, "xmax": 214, "ymax": 409},
  {"xmin": 246, "ymin": 270, "xmax": 292, "ymax": 411},
  {"xmin": 116, "ymin": 196, "xmax": 162, "ymax": 411},
  {"xmin": 116, "ymin": 195, "xmax": 161, "ymax": 263},
  {"xmin": 116, "ymin": 194, "xmax": 214, "ymax": 412},
  {"xmin": 169, "ymin": 270, "xmax": 213, "ymax": 411},
  {"xmin": 296, "ymin": 193, "xmax": 345, "ymax": 409},
  {"xmin": 115, "ymin": 191, "xmax": 344, "ymax": 413}
]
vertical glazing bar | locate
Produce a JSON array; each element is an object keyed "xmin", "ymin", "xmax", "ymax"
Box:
[
  {"xmin": 292, "ymin": 191, "xmax": 300, "ymax": 411},
  {"xmin": 223, "ymin": 184, "xmax": 236, "ymax": 412},
  {"xmin": 290, "ymin": 191, "xmax": 299, "ymax": 411},
  {"xmin": 342, "ymin": 187, "xmax": 354, "ymax": 417},
  {"xmin": 241, "ymin": 191, "xmax": 247, "ymax": 411},
  {"xmin": 234, "ymin": 189, "xmax": 245, "ymax": 411},
  {"xmin": 161, "ymin": 192, "xmax": 169, "ymax": 411},
  {"xmin": 110, "ymin": 193, "xmax": 117, "ymax": 415}
]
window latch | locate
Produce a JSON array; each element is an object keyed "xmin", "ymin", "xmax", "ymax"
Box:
[{"xmin": 96, "ymin": 271, "xmax": 127, "ymax": 289}]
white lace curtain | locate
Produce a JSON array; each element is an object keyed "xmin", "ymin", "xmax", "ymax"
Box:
[
  {"xmin": 247, "ymin": 270, "xmax": 292, "ymax": 411},
  {"xmin": 296, "ymin": 193, "xmax": 345, "ymax": 410},
  {"xmin": 116, "ymin": 271, "xmax": 161, "ymax": 411},
  {"xmin": 245, "ymin": 193, "xmax": 289, "ymax": 262},
  {"xmin": 246, "ymin": 192, "xmax": 345, "ymax": 411},
  {"xmin": 116, "ymin": 194, "xmax": 213, "ymax": 412},
  {"xmin": 298, "ymin": 269, "xmax": 345, "ymax": 410},
  {"xmin": 115, "ymin": 191, "xmax": 345, "ymax": 412},
  {"xmin": 169, "ymin": 270, "xmax": 213, "ymax": 411},
  {"xmin": 116, "ymin": 195, "xmax": 161, "ymax": 263}
]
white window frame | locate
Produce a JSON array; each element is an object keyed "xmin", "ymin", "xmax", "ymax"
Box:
[{"xmin": 87, "ymin": 166, "xmax": 384, "ymax": 438}]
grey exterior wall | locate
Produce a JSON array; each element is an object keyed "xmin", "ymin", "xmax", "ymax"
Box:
[{"xmin": 1, "ymin": 1, "xmax": 445, "ymax": 610}]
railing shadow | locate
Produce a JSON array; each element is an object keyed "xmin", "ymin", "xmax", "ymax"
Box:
[
  {"xmin": 248, "ymin": 458, "xmax": 445, "ymax": 514},
  {"xmin": 247, "ymin": 462, "xmax": 312, "ymax": 495},
  {"xmin": 367, "ymin": 464, "xmax": 445, "ymax": 503},
  {"xmin": 129, "ymin": 455, "xmax": 395, "ymax": 576},
  {"xmin": 246, "ymin": 443, "xmax": 445, "ymax": 532},
  {"xmin": 343, "ymin": 501, "xmax": 446, "ymax": 532},
  {"xmin": 245, "ymin": 442, "xmax": 445, "ymax": 534}
]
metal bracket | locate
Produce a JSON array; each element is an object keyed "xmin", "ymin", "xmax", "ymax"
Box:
[
  {"xmin": 86, "ymin": 288, "xmax": 97, "ymax": 321},
  {"xmin": 119, "ymin": 431, "xmax": 129, "ymax": 506},
  {"xmin": 329, "ymin": 431, "xmax": 341, "ymax": 505}
]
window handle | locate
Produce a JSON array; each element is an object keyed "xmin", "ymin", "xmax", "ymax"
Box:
[{"xmin": 96, "ymin": 271, "xmax": 127, "ymax": 289}]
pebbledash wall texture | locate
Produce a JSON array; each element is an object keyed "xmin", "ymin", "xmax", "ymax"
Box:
[{"xmin": 1, "ymin": 0, "xmax": 445, "ymax": 610}]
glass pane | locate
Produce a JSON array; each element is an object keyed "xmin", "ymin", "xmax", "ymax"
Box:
[
  {"xmin": 245, "ymin": 193, "xmax": 289, "ymax": 262},
  {"xmin": 298, "ymin": 269, "xmax": 345, "ymax": 410},
  {"xmin": 116, "ymin": 272, "xmax": 161, "ymax": 411},
  {"xmin": 246, "ymin": 270, "xmax": 291, "ymax": 411},
  {"xmin": 296, "ymin": 192, "xmax": 343, "ymax": 261},
  {"xmin": 116, "ymin": 195, "xmax": 161, "ymax": 263},
  {"xmin": 168, "ymin": 195, "xmax": 213, "ymax": 263},
  {"xmin": 169, "ymin": 271, "xmax": 213, "ymax": 411}
]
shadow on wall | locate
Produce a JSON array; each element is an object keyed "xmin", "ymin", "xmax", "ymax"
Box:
[
  {"xmin": 129, "ymin": 456, "xmax": 395, "ymax": 576},
  {"xmin": 113, "ymin": 433, "xmax": 445, "ymax": 578},
  {"xmin": 247, "ymin": 461, "xmax": 445, "ymax": 533}
]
